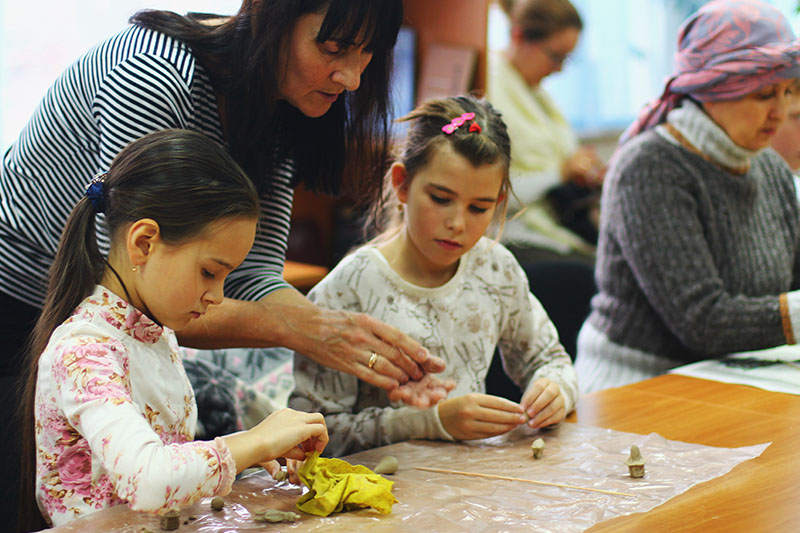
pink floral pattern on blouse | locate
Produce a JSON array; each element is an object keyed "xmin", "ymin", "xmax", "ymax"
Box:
[{"xmin": 35, "ymin": 286, "xmax": 236, "ymax": 527}]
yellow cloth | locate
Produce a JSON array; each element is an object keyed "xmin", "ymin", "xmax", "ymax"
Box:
[{"xmin": 296, "ymin": 452, "xmax": 398, "ymax": 516}]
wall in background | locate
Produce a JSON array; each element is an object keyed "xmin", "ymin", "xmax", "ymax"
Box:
[
  {"xmin": 4, "ymin": 1, "xmax": 800, "ymax": 153},
  {"xmin": 488, "ymin": 0, "xmax": 800, "ymax": 140},
  {"xmin": 0, "ymin": 1, "xmax": 240, "ymax": 151}
]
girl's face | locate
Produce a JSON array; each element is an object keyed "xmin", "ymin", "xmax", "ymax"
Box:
[
  {"xmin": 278, "ymin": 11, "xmax": 374, "ymax": 117},
  {"xmin": 394, "ymin": 142, "xmax": 505, "ymax": 282},
  {"xmin": 134, "ymin": 216, "xmax": 256, "ymax": 331},
  {"xmin": 703, "ymin": 80, "xmax": 795, "ymax": 151}
]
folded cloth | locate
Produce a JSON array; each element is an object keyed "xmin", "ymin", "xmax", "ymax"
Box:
[{"xmin": 296, "ymin": 452, "xmax": 398, "ymax": 516}]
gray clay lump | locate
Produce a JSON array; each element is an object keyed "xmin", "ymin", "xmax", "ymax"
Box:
[
  {"xmin": 254, "ymin": 509, "xmax": 301, "ymax": 523},
  {"xmin": 374, "ymin": 455, "xmax": 399, "ymax": 475},
  {"xmin": 531, "ymin": 438, "xmax": 545, "ymax": 459},
  {"xmin": 626, "ymin": 445, "xmax": 645, "ymax": 478}
]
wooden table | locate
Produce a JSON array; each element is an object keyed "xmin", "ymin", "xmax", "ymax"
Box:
[
  {"xmin": 45, "ymin": 375, "xmax": 800, "ymax": 531},
  {"xmin": 570, "ymin": 374, "xmax": 800, "ymax": 532},
  {"xmin": 283, "ymin": 260, "xmax": 328, "ymax": 292}
]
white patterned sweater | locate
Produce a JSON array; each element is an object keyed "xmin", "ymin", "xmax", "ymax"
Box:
[
  {"xmin": 289, "ymin": 237, "xmax": 578, "ymax": 457},
  {"xmin": 35, "ymin": 286, "xmax": 235, "ymax": 527}
]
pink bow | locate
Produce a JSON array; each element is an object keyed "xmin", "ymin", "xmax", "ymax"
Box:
[{"xmin": 442, "ymin": 112, "xmax": 477, "ymax": 134}]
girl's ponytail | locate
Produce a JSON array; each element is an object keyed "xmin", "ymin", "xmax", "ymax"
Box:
[
  {"xmin": 18, "ymin": 192, "xmax": 106, "ymax": 531},
  {"xmin": 32, "ymin": 194, "xmax": 106, "ymax": 360}
]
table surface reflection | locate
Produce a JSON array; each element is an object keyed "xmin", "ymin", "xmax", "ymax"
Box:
[{"xmin": 45, "ymin": 375, "xmax": 800, "ymax": 532}]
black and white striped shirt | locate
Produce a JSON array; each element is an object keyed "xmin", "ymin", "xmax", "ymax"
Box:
[{"xmin": 0, "ymin": 25, "xmax": 293, "ymax": 307}]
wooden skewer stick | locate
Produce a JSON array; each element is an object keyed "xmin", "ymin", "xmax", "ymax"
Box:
[
  {"xmin": 414, "ymin": 466, "xmax": 635, "ymax": 498},
  {"xmin": 781, "ymin": 360, "xmax": 800, "ymax": 371}
]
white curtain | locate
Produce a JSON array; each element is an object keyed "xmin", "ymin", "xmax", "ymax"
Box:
[{"xmin": 0, "ymin": 1, "xmax": 240, "ymax": 151}]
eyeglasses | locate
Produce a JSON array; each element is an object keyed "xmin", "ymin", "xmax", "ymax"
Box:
[{"xmin": 537, "ymin": 41, "xmax": 571, "ymax": 67}]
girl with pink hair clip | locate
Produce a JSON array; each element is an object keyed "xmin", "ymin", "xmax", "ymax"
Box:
[{"xmin": 289, "ymin": 94, "xmax": 578, "ymax": 459}]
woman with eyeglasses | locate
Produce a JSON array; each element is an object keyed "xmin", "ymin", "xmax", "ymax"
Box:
[
  {"xmin": 483, "ymin": 0, "xmax": 600, "ymax": 379},
  {"xmin": 488, "ymin": 0, "xmax": 604, "ymax": 264}
]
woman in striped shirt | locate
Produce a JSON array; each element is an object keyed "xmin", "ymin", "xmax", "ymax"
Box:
[
  {"xmin": 1, "ymin": 0, "xmax": 449, "ymax": 401},
  {"xmin": 2, "ymin": 1, "xmax": 450, "ymax": 524}
]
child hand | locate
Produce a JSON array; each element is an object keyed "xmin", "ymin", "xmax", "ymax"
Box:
[
  {"xmin": 437, "ymin": 393, "xmax": 526, "ymax": 441},
  {"xmin": 388, "ymin": 373, "xmax": 456, "ymax": 408},
  {"xmin": 261, "ymin": 459, "xmax": 282, "ymax": 479},
  {"xmin": 252, "ymin": 408, "xmax": 328, "ymax": 461},
  {"xmin": 520, "ymin": 378, "xmax": 566, "ymax": 429},
  {"xmin": 285, "ymin": 458, "xmax": 303, "ymax": 485},
  {"xmin": 225, "ymin": 408, "xmax": 328, "ymax": 473}
]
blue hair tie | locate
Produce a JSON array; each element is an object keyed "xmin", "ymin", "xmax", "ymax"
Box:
[{"xmin": 85, "ymin": 172, "xmax": 107, "ymax": 213}]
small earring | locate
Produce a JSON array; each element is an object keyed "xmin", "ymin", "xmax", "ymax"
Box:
[{"xmin": 132, "ymin": 266, "xmax": 138, "ymax": 272}]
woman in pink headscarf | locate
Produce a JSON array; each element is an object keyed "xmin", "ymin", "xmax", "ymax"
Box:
[{"xmin": 575, "ymin": 0, "xmax": 800, "ymax": 393}]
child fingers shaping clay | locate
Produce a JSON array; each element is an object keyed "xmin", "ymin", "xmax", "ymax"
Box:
[
  {"xmin": 289, "ymin": 95, "xmax": 578, "ymax": 458},
  {"xmin": 19, "ymin": 130, "xmax": 328, "ymax": 529}
]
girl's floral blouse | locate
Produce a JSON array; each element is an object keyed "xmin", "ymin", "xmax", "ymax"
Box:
[{"xmin": 35, "ymin": 285, "xmax": 235, "ymax": 527}]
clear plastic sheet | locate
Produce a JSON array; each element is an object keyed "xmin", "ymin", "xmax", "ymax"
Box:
[{"xmin": 46, "ymin": 422, "xmax": 768, "ymax": 532}]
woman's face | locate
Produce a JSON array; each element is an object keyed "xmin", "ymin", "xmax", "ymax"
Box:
[
  {"xmin": 513, "ymin": 26, "xmax": 580, "ymax": 87},
  {"xmin": 771, "ymin": 94, "xmax": 800, "ymax": 170},
  {"xmin": 702, "ymin": 80, "xmax": 796, "ymax": 151},
  {"xmin": 278, "ymin": 11, "xmax": 374, "ymax": 117}
]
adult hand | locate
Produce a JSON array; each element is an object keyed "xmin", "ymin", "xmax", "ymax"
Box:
[
  {"xmin": 178, "ymin": 289, "xmax": 449, "ymax": 406},
  {"xmin": 562, "ymin": 146, "xmax": 605, "ymax": 188},
  {"xmin": 388, "ymin": 373, "xmax": 456, "ymax": 408},
  {"xmin": 437, "ymin": 393, "xmax": 526, "ymax": 441},
  {"xmin": 520, "ymin": 378, "xmax": 566, "ymax": 429},
  {"xmin": 285, "ymin": 303, "xmax": 447, "ymax": 394}
]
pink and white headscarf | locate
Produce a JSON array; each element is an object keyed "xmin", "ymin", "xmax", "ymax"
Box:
[{"xmin": 620, "ymin": 0, "xmax": 800, "ymax": 143}]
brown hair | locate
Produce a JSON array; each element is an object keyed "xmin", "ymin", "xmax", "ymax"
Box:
[
  {"xmin": 370, "ymin": 94, "xmax": 512, "ymax": 241},
  {"xmin": 501, "ymin": 0, "xmax": 583, "ymax": 41},
  {"xmin": 17, "ymin": 129, "xmax": 259, "ymax": 531},
  {"xmin": 131, "ymin": 0, "xmax": 403, "ymax": 205}
]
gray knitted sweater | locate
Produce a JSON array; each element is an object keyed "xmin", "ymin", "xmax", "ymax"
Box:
[{"xmin": 587, "ymin": 104, "xmax": 800, "ymax": 362}]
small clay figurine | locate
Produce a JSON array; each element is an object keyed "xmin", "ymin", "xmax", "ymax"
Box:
[
  {"xmin": 531, "ymin": 438, "xmax": 545, "ymax": 459},
  {"xmin": 626, "ymin": 445, "xmax": 645, "ymax": 478},
  {"xmin": 374, "ymin": 455, "xmax": 399, "ymax": 475},
  {"xmin": 159, "ymin": 510, "xmax": 180, "ymax": 531},
  {"xmin": 210, "ymin": 496, "xmax": 225, "ymax": 511},
  {"xmin": 254, "ymin": 509, "xmax": 302, "ymax": 523}
]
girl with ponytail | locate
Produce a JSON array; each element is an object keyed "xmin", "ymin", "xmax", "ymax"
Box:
[{"xmin": 19, "ymin": 129, "xmax": 328, "ymax": 530}]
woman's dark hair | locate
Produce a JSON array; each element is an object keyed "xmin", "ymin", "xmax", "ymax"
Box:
[
  {"xmin": 17, "ymin": 129, "xmax": 259, "ymax": 531},
  {"xmin": 130, "ymin": 0, "xmax": 403, "ymax": 205},
  {"xmin": 370, "ymin": 94, "xmax": 512, "ymax": 241},
  {"xmin": 501, "ymin": 0, "xmax": 583, "ymax": 41}
]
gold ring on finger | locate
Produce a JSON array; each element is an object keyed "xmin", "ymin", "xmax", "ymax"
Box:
[{"xmin": 368, "ymin": 352, "xmax": 379, "ymax": 369}]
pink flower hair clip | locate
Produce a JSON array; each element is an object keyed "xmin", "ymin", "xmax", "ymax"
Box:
[{"xmin": 442, "ymin": 112, "xmax": 480, "ymax": 134}]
